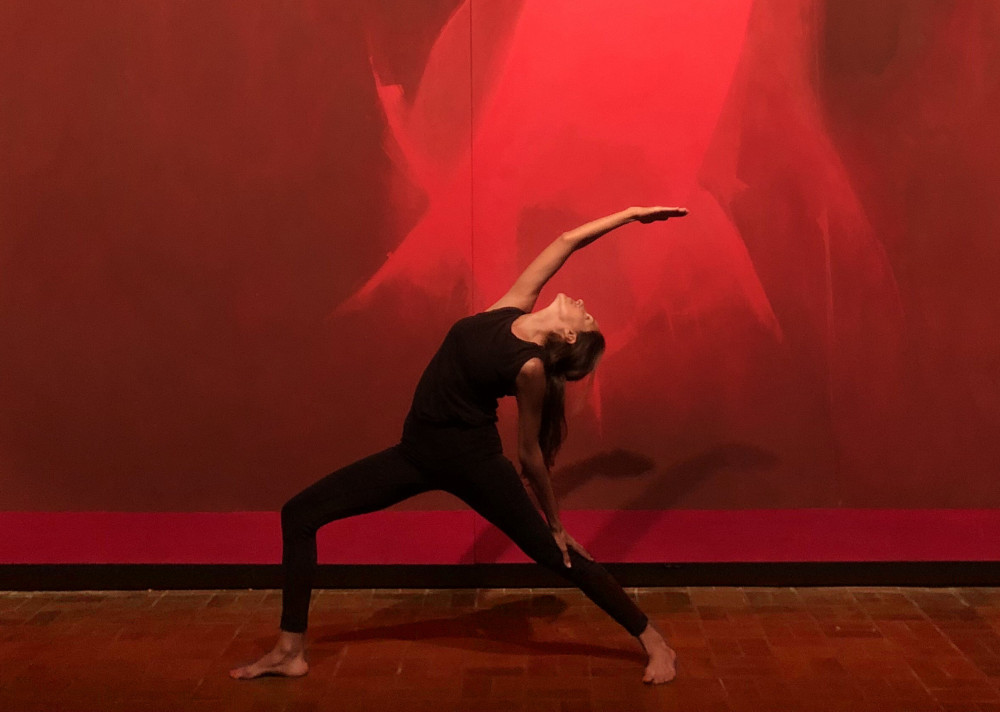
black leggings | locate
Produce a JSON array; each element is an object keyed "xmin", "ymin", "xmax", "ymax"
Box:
[{"xmin": 278, "ymin": 423, "xmax": 648, "ymax": 637}]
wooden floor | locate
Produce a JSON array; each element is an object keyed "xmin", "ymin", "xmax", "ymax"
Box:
[{"xmin": 3, "ymin": 586, "xmax": 1000, "ymax": 711}]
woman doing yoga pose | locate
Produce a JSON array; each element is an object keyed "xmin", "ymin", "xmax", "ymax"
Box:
[{"xmin": 230, "ymin": 205, "xmax": 687, "ymax": 684}]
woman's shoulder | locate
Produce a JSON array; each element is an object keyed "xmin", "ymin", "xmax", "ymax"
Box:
[
  {"xmin": 514, "ymin": 356, "xmax": 546, "ymax": 400},
  {"xmin": 516, "ymin": 356, "xmax": 545, "ymax": 378}
]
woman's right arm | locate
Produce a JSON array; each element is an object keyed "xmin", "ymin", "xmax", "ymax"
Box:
[
  {"xmin": 488, "ymin": 206, "xmax": 687, "ymax": 312},
  {"xmin": 514, "ymin": 358, "xmax": 593, "ymax": 568}
]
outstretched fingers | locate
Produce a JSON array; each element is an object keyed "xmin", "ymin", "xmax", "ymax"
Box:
[
  {"xmin": 635, "ymin": 206, "xmax": 688, "ymax": 223},
  {"xmin": 566, "ymin": 532, "xmax": 594, "ymax": 561},
  {"xmin": 551, "ymin": 527, "xmax": 595, "ymax": 568}
]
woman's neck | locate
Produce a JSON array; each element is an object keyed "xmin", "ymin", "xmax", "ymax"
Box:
[{"xmin": 510, "ymin": 313, "xmax": 552, "ymax": 346}]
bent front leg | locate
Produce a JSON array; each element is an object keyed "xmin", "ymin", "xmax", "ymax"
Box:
[{"xmin": 279, "ymin": 446, "xmax": 431, "ymax": 633}]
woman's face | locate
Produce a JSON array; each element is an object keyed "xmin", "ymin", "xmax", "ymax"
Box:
[{"xmin": 552, "ymin": 292, "xmax": 599, "ymax": 336}]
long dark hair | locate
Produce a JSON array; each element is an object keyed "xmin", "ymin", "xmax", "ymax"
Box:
[{"xmin": 538, "ymin": 330, "xmax": 606, "ymax": 468}]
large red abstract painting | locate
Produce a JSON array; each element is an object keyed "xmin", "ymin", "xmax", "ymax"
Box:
[{"xmin": 2, "ymin": 1, "xmax": 998, "ymax": 563}]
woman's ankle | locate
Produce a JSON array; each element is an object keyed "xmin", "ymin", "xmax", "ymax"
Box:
[
  {"xmin": 638, "ymin": 621, "xmax": 666, "ymax": 646},
  {"xmin": 276, "ymin": 630, "xmax": 306, "ymax": 655}
]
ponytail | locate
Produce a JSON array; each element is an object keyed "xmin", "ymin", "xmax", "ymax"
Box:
[
  {"xmin": 538, "ymin": 330, "xmax": 606, "ymax": 468},
  {"xmin": 539, "ymin": 371, "xmax": 567, "ymax": 469}
]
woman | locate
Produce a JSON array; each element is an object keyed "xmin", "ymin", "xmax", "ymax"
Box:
[{"xmin": 230, "ymin": 205, "xmax": 687, "ymax": 684}]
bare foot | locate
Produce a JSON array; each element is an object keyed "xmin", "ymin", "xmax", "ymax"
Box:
[
  {"xmin": 230, "ymin": 648, "xmax": 308, "ymax": 679},
  {"xmin": 638, "ymin": 622, "xmax": 677, "ymax": 684},
  {"xmin": 230, "ymin": 633, "xmax": 309, "ymax": 680}
]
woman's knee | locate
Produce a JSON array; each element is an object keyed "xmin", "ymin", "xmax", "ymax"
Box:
[
  {"xmin": 527, "ymin": 535, "xmax": 580, "ymax": 574},
  {"xmin": 535, "ymin": 547, "xmax": 566, "ymax": 573},
  {"xmin": 543, "ymin": 547, "xmax": 608, "ymax": 583}
]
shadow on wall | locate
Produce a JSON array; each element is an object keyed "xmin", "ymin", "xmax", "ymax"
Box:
[
  {"xmin": 469, "ymin": 444, "xmax": 778, "ymax": 562},
  {"xmin": 552, "ymin": 449, "xmax": 657, "ymax": 499},
  {"xmin": 648, "ymin": 444, "xmax": 780, "ymax": 505},
  {"xmin": 586, "ymin": 443, "xmax": 780, "ymax": 559}
]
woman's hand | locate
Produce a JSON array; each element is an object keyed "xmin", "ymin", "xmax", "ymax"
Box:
[
  {"xmin": 550, "ymin": 525, "xmax": 595, "ymax": 568},
  {"xmin": 632, "ymin": 206, "xmax": 688, "ymax": 223}
]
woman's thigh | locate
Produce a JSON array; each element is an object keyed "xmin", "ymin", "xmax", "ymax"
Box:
[{"xmin": 282, "ymin": 447, "xmax": 433, "ymax": 532}]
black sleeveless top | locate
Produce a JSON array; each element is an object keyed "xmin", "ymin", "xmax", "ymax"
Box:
[{"xmin": 405, "ymin": 307, "xmax": 544, "ymax": 428}]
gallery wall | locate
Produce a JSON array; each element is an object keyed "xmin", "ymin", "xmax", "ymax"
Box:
[{"xmin": 2, "ymin": 0, "xmax": 998, "ymax": 563}]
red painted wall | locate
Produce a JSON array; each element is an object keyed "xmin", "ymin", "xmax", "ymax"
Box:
[{"xmin": 2, "ymin": 1, "xmax": 998, "ymax": 563}]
